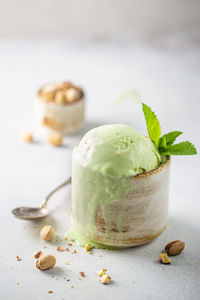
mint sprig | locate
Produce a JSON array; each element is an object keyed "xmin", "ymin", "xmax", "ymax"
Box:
[
  {"xmin": 159, "ymin": 141, "xmax": 197, "ymax": 155},
  {"xmin": 142, "ymin": 103, "xmax": 197, "ymax": 156},
  {"xmin": 158, "ymin": 131, "xmax": 183, "ymax": 148},
  {"xmin": 142, "ymin": 103, "xmax": 161, "ymax": 147}
]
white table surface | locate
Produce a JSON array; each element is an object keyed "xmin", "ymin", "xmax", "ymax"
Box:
[{"xmin": 0, "ymin": 34, "xmax": 200, "ymax": 300}]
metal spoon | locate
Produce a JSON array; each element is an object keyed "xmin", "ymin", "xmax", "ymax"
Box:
[{"xmin": 12, "ymin": 177, "xmax": 71, "ymax": 220}]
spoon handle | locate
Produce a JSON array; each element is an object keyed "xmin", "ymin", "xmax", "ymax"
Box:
[{"xmin": 40, "ymin": 177, "xmax": 71, "ymax": 209}]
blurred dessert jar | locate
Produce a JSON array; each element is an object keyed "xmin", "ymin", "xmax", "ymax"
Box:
[{"xmin": 36, "ymin": 81, "xmax": 85, "ymax": 134}]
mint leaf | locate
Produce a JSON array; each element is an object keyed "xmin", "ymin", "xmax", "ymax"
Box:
[
  {"xmin": 159, "ymin": 141, "xmax": 197, "ymax": 155},
  {"xmin": 142, "ymin": 103, "xmax": 161, "ymax": 147},
  {"xmin": 141, "ymin": 103, "xmax": 197, "ymax": 156},
  {"xmin": 158, "ymin": 131, "xmax": 183, "ymax": 149}
]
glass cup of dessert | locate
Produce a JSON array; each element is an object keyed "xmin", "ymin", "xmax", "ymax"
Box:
[
  {"xmin": 66, "ymin": 124, "xmax": 170, "ymax": 248},
  {"xmin": 35, "ymin": 81, "xmax": 85, "ymax": 135}
]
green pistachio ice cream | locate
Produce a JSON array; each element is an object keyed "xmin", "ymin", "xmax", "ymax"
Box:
[
  {"xmin": 66, "ymin": 124, "xmax": 162, "ymax": 247},
  {"xmin": 75, "ymin": 124, "xmax": 161, "ymax": 177}
]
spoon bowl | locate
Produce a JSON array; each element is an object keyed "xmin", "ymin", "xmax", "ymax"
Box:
[
  {"xmin": 12, "ymin": 206, "xmax": 49, "ymax": 220},
  {"xmin": 11, "ymin": 178, "xmax": 71, "ymax": 220}
]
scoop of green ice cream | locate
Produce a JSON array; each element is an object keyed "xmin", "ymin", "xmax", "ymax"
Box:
[{"xmin": 74, "ymin": 124, "xmax": 161, "ymax": 178}]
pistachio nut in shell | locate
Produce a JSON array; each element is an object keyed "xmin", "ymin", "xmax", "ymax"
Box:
[
  {"xmin": 40, "ymin": 225, "xmax": 54, "ymax": 241},
  {"xmin": 165, "ymin": 240, "xmax": 185, "ymax": 256},
  {"xmin": 36, "ymin": 254, "xmax": 56, "ymax": 270}
]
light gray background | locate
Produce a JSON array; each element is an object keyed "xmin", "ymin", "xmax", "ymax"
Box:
[
  {"xmin": 0, "ymin": 1, "xmax": 200, "ymax": 299},
  {"xmin": 0, "ymin": 33, "xmax": 200, "ymax": 300},
  {"xmin": 0, "ymin": 0, "xmax": 200, "ymax": 38}
]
